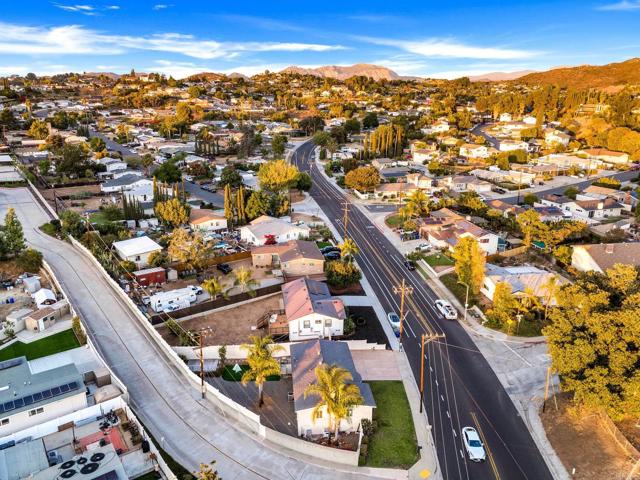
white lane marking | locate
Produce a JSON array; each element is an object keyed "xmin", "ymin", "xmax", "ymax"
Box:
[
  {"xmin": 441, "ymin": 395, "xmax": 445, "ymax": 402},
  {"xmin": 404, "ymin": 318, "xmax": 416, "ymax": 338},
  {"xmin": 460, "ymin": 449, "xmax": 464, "ymax": 459},
  {"xmin": 502, "ymin": 341, "xmax": 533, "ymax": 367},
  {"xmin": 447, "ymin": 411, "xmax": 451, "ymax": 418},
  {"xmin": 453, "ymin": 429, "xmax": 457, "ymax": 437}
]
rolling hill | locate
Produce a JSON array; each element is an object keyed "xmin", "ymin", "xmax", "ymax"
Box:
[
  {"xmin": 516, "ymin": 58, "xmax": 640, "ymax": 90},
  {"xmin": 280, "ymin": 64, "xmax": 404, "ymax": 81}
]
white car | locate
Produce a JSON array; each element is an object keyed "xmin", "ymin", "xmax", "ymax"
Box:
[
  {"xmin": 387, "ymin": 312, "xmax": 401, "ymax": 338},
  {"xmin": 189, "ymin": 285, "xmax": 203, "ymax": 295},
  {"xmin": 462, "ymin": 427, "xmax": 486, "ymax": 462},
  {"xmin": 435, "ymin": 299, "xmax": 458, "ymax": 320},
  {"xmin": 415, "ymin": 242, "xmax": 432, "ymax": 252},
  {"xmin": 183, "ymin": 175, "xmax": 194, "ymax": 182}
]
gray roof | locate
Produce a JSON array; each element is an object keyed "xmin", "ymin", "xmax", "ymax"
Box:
[
  {"xmin": 102, "ymin": 173, "xmax": 147, "ymax": 189},
  {"xmin": 282, "ymin": 278, "xmax": 345, "ymax": 322},
  {"xmin": 0, "ymin": 438, "xmax": 48, "ymax": 480},
  {"xmin": 575, "ymin": 242, "xmax": 640, "ymax": 271},
  {"xmin": 0, "ymin": 357, "xmax": 84, "ymax": 417},
  {"xmin": 290, "ymin": 340, "xmax": 375, "ymax": 412}
]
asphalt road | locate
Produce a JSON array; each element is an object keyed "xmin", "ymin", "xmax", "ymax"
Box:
[
  {"xmin": 184, "ymin": 180, "xmax": 225, "ymax": 207},
  {"xmin": 88, "ymin": 128, "xmax": 140, "ymax": 158},
  {"xmin": 292, "ymin": 141, "xmax": 554, "ymax": 480},
  {"xmin": 1, "ymin": 187, "xmax": 385, "ymax": 480},
  {"xmin": 470, "ymin": 124, "xmax": 499, "ymax": 149}
]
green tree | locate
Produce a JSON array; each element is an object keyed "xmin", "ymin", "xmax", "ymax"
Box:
[
  {"xmin": 516, "ymin": 209, "xmax": 543, "ymax": 248},
  {"xmin": 271, "ymin": 134, "xmax": 288, "ymax": 157},
  {"xmin": 487, "ymin": 281, "xmax": 518, "ymax": 330},
  {"xmin": 362, "ymin": 112, "xmax": 379, "ymax": 129},
  {"xmin": 405, "ymin": 190, "xmax": 431, "ymax": 217},
  {"xmin": 304, "ymin": 363, "xmax": 364, "ymax": 443},
  {"xmin": 201, "ymin": 276, "xmax": 227, "ymax": 300},
  {"xmin": 236, "ymin": 185, "xmax": 247, "ymax": 224},
  {"xmin": 168, "ymin": 228, "xmax": 207, "ymax": 270},
  {"xmin": 0, "ymin": 109, "xmax": 18, "ymax": 130},
  {"xmin": 452, "ymin": 236, "xmax": 485, "ymax": 295},
  {"xmin": 2, "ymin": 208, "xmax": 25, "ymax": 256},
  {"xmin": 344, "ymin": 118, "xmax": 361, "ymax": 134},
  {"xmin": 344, "ymin": 166, "xmax": 379, "ymax": 192},
  {"xmin": 141, "ymin": 153, "xmax": 154, "ymax": 175},
  {"xmin": 89, "ymin": 136, "xmax": 106, "ymax": 152},
  {"xmin": 258, "ymin": 159, "xmax": 300, "ymax": 192},
  {"xmin": 27, "ymin": 119, "xmax": 49, "ymax": 140},
  {"xmin": 219, "ymin": 166, "xmax": 243, "ymax": 189},
  {"xmin": 147, "ymin": 250, "xmax": 169, "ymax": 268},
  {"xmin": 59, "ymin": 210, "xmax": 85, "ymax": 238},
  {"xmin": 325, "ymin": 260, "xmax": 361, "ymax": 288},
  {"xmin": 241, "ymin": 335, "xmax": 284, "ymax": 406},
  {"xmin": 523, "ymin": 193, "xmax": 538, "ymax": 206},
  {"xmin": 194, "ymin": 461, "xmax": 221, "ymax": 480},
  {"xmin": 313, "ymin": 131, "xmax": 332, "ymax": 148},
  {"xmin": 299, "ymin": 116, "xmax": 325, "ymax": 135},
  {"xmin": 154, "ymin": 161, "xmax": 182, "ymax": 183},
  {"xmin": 38, "ymin": 159, "xmax": 51, "ymax": 176},
  {"xmin": 16, "ymin": 248, "xmax": 43, "ymax": 272},
  {"xmin": 223, "ymin": 184, "xmax": 234, "ymax": 223},
  {"xmin": 338, "ymin": 237, "xmax": 359, "ymax": 262},
  {"xmin": 295, "ymin": 172, "xmax": 312, "ymax": 191},
  {"xmin": 245, "ymin": 190, "xmax": 272, "ymax": 220},
  {"xmin": 457, "ymin": 191, "xmax": 487, "ymax": 214}
]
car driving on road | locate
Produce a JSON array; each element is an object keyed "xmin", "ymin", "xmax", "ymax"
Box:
[
  {"xmin": 404, "ymin": 260, "xmax": 416, "ymax": 271},
  {"xmin": 387, "ymin": 312, "xmax": 401, "ymax": 337},
  {"xmin": 462, "ymin": 427, "xmax": 486, "ymax": 462},
  {"xmin": 217, "ymin": 263, "xmax": 233, "ymax": 274},
  {"xmin": 435, "ymin": 299, "xmax": 458, "ymax": 320}
]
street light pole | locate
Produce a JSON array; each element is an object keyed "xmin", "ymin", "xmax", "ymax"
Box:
[
  {"xmin": 464, "ymin": 282, "xmax": 470, "ymax": 323},
  {"xmin": 198, "ymin": 327, "xmax": 213, "ymax": 399},
  {"xmin": 393, "ymin": 279, "xmax": 414, "ymax": 350},
  {"xmin": 419, "ymin": 332, "xmax": 446, "ymax": 414}
]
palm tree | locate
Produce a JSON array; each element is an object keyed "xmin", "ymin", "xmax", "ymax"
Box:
[
  {"xmin": 518, "ymin": 287, "xmax": 541, "ymax": 315},
  {"xmin": 406, "ymin": 190, "xmax": 431, "ymax": 217},
  {"xmin": 233, "ymin": 266, "xmax": 259, "ymax": 296},
  {"xmin": 241, "ymin": 335, "xmax": 284, "ymax": 406},
  {"xmin": 542, "ymin": 276, "xmax": 559, "ymax": 321},
  {"xmin": 399, "ymin": 202, "xmax": 418, "ymax": 220},
  {"xmin": 201, "ymin": 276, "xmax": 228, "ymax": 300},
  {"xmin": 304, "ymin": 363, "xmax": 364, "ymax": 443},
  {"xmin": 339, "ymin": 237, "xmax": 359, "ymax": 262}
]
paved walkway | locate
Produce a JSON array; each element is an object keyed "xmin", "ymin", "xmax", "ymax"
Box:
[{"xmin": 0, "ymin": 187, "xmax": 405, "ymax": 480}]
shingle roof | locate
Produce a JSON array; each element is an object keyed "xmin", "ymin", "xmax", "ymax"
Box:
[
  {"xmin": 282, "ymin": 278, "xmax": 345, "ymax": 322},
  {"xmin": 575, "ymin": 242, "xmax": 640, "ymax": 271},
  {"xmin": 290, "ymin": 340, "xmax": 375, "ymax": 412},
  {"xmin": 252, "ymin": 240, "xmax": 324, "ymax": 262},
  {"xmin": 189, "ymin": 208, "xmax": 225, "ymax": 225}
]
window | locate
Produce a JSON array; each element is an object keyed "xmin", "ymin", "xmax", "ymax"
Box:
[
  {"xmin": 303, "ymin": 320, "xmax": 311, "ymax": 329},
  {"xmin": 316, "ymin": 410, "xmax": 322, "ymax": 419},
  {"xmin": 28, "ymin": 407, "xmax": 44, "ymax": 417},
  {"xmin": 315, "ymin": 319, "xmax": 322, "ymax": 325},
  {"xmin": 135, "ymin": 255, "xmax": 141, "ymax": 261},
  {"xmin": 324, "ymin": 319, "xmax": 332, "ymax": 327},
  {"xmin": 0, "ymin": 418, "xmax": 8, "ymax": 426}
]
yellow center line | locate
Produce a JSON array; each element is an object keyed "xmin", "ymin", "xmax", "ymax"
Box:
[{"xmin": 470, "ymin": 411, "xmax": 501, "ymax": 480}]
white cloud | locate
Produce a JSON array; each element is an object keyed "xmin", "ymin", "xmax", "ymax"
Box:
[
  {"xmin": 148, "ymin": 61, "xmax": 299, "ymax": 78},
  {"xmin": 105, "ymin": 5, "xmax": 120, "ymax": 10},
  {"xmin": 152, "ymin": 4, "xmax": 172, "ymax": 10},
  {"xmin": 0, "ymin": 22, "xmax": 345, "ymax": 59},
  {"xmin": 597, "ymin": 0, "xmax": 640, "ymax": 10},
  {"xmin": 53, "ymin": 4, "xmax": 97, "ymax": 15},
  {"xmin": 361, "ymin": 36, "xmax": 539, "ymax": 59}
]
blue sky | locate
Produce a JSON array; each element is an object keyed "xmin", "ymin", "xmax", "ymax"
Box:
[{"xmin": 1, "ymin": 0, "xmax": 640, "ymax": 79}]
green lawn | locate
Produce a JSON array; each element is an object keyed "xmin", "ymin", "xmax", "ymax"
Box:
[
  {"xmin": 0, "ymin": 329, "xmax": 80, "ymax": 361},
  {"xmin": 316, "ymin": 241, "xmax": 332, "ymax": 249},
  {"xmin": 220, "ymin": 364, "xmax": 280, "ymax": 382},
  {"xmin": 423, "ymin": 253, "xmax": 454, "ymax": 267},
  {"xmin": 88, "ymin": 211, "xmax": 112, "ymax": 225},
  {"xmin": 363, "ymin": 381, "xmax": 418, "ymax": 468},
  {"xmin": 440, "ymin": 273, "xmax": 477, "ymax": 307},
  {"xmin": 384, "ymin": 214, "xmax": 404, "ymax": 228}
]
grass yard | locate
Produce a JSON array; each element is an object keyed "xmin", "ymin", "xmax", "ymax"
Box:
[
  {"xmin": 363, "ymin": 381, "xmax": 418, "ymax": 468},
  {"xmin": 384, "ymin": 214, "xmax": 404, "ymax": 228},
  {"xmin": 89, "ymin": 211, "xmax": 113, "ymax": 225},
  {"xmin": 440, "ymin": 273, "xmax": 477, "ymax": 307},
  {"xmin": 220, "ymin": 364, "xmax": 280, "ymax": 382},
  {"xmin": 316, "ymin": 241, "xmax": 332, "ymax": 249},
  {"xmin": 0, "ymin": 329, "xmax": 80, "ymax": 361},
  {"xmin": 423, "ymin": 253, "xmax": 454, "ymax": 267}
]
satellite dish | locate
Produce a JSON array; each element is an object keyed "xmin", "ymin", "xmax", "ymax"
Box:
[{"xmin": 232, "ymin": 363, "xmax": 242, "ymax": 373}]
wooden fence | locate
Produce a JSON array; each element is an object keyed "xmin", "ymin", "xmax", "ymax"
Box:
[
  {"xmin": 173, "ymin": 250, "xmax": 252, "ymax": 273},
  {"xmin": 149, "ymin": 283, "xmax": 282, "ymax": 324},
  {"xmin": 487, "ymin": 245, "xmax": 528, "ymax": 262}
]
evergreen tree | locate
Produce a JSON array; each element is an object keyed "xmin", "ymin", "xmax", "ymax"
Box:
[
  {"xmin": 223, "ymin": 184, "xmax": 234, "ymax": 224},
  {"xmin": 3, "ymin": 208, "xmax": 25, "ymax": 256},
  {"xmin": 236, "ymin": 186, "xmax": 246, "ymax": 224}
]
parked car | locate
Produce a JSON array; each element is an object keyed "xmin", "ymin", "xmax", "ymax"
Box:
[
  {"xmin": 189, "ymin": 285, "xmax": 203, "ymax": 295},
  {"xmin": 217, "ymin": 263, "xmax": 233, "ymax": 275},
  {"xmin": 462, "ymin": 427, "xmax": 486, "ymax": 462},
  {"xmin": 415, "ymin": 243, "xmax": 432, "ymax": 252},
  {"xmin": 493, "ymin": 187, "xmax": 507, "ymax": 194},
  {"xmin": 141, "ymin": 296, "xmax": 151, "ymax": 306},
  {"xmin": 324, "ymin": 252, "xmax": 341, "ymax": 261},
  {"xmin": 404, "ymin": 260, "xmax": 416, "ymax": 271},
  {"xmin": 320, "ymin": 245, "xmax": 341, "ymax": 254},
  {"xmin": 435, "ymin": 299, "xmax": 458, "ymax": 320},
  {"xmin": 387, "ymin": 312, "xmax": 401, "ymax": 337},
  {"xmin": 183, "ymin": 175, "xmax": 194, "ymax": 182}
]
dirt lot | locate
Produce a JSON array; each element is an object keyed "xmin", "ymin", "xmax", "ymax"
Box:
[
  {"xmin": 156, "ymin": 293, "xmax": 282, "ymax": 346},
  {"xmin": 39, "ymin": 185, "xmax": 109, "ymax": 214},
  {"xmin": 40, "ymin": 185, "xmax": 101, "ymax": 200},
  {"xmin": 541, "ymin": 393, "xmax": 637, "ymax": 479}
]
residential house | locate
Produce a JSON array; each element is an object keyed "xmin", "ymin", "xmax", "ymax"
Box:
[
  {"xmin": 485, "ymin": 199, "xmax": 525, "ymax": 218},
  {"xmin": 239, "ymin": 215, "xmax": 310, "ymax": 246},
  {"xmin": 189, "ymin": 208, "xmax": 227, "ymax": 231},
  {"xmin": 481, "ymin": 264, "xmax": 567, "ymax": 305},
  {"xmin": 371, "ymin": 158, "xmax": 396, "ymax": 170},
  {"xmin": 427, "ymin": 219, "xmax": 500, "ymax": 255},
  {"xmin": 112, "ymin": 236, "xmax": 163, "ymax": 268},
  {"xmin": 100, "ymin": 174, "xmax": 152, "ymax": 194},
  {"xmin": 470, "ymin": 168, "xmax": 535, "ymax": 186},
  {"xmin": 24, "ymin": 299, "xmax": 69, "ymax": 333},
  {"xmin": 498, "ymin": 140, "xmax": 529, "ymax": 152},
  {"xmin": 539, "ymin": 194, "xmax": 623, "ymax": 223},
  {"xmin": 580, "ymin": 148, "xmax": 630, "ymax": 165},
  {"xmin": 571, "ymin": 242, "xmax": 640, "ymax": 273},
  {"xmin": 544, "ymin": 129, "xmax": 571, "ymax": 147},
  {"xmin": 0, "ymin": 357, "xmax": 86, "ymax": 436},
  {"xmin": 33, "ymin": 288, "xmax": 56, "ymax": 309},
  {"xmin": 499, "ymin": 113, "xmax": 512, "ymax": 122},
  {"xmin": 290, "ymin": 340, "xmax": 375, "ymax": 436},
  {"xmin": 280, "ymin": 278, "xmax": 345, "ymax": 341},
  {"xmin": 412, "ymin": 148, "xmax": 438, "ymax": 164},
  {"xmin": 537, "ymin": 154, "xmax": 601, "ymax": 171},
  {"xmin": 459, "ymin": 144, "xmax": 489, "ymax": 159},
  {"xmin": 532, "ymin": 205, "xmax": 567, "ymax": 222},
  {"xmin": 441, "ymin": 175, "xmax": 493, "ymax": 194},
  {"xmin": 251, "ymin": 240, "xmax": 324, "ymax": 278},
  {"xmin": 406, "ymin": 173, "xmax": 436, "ymax": 192},
  {"xmin": 98, "ymin": 157, "xmax": 127, "ymax": 173}
]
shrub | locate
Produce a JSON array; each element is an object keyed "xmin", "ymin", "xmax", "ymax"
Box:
[
  {"xmin": 72, "ymin": 316, "xmax": 87, "ymax": 345},
  {"xmin": 17, "ymin": 248, "xmax": 43, "ymax": 273},
  {"xmin": 344, "ymin": 316, "xmax": 355, "ymax": 336},
  {"xmin": 325, "ymin": 260, "xmax": 361, "ymax": 288}
]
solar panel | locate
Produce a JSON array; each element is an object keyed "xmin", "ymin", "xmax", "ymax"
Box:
[
  {"xmin": 13, "ymin": 398, "xmax": 23, "ymax": 408},
  {"xmin": 32, "ymin": 392, "xmax": 42, "ymax": 401},
  {"xmin": 60, "ymin": 384, "xmax": 70, "ymax": 393},
  {"xmin": 51, "ymin": 387, "xmax": 61, "ymax": 396},
  {"xmin": 3, "ymin": 402, "xmax": 13, "ymax": 411},
  {"xmin": 41, "ymin": 390, "xmax": 52, "ymax": 399},
  {"xmin": 0, "ymin": 405, "xmax": 4, "ymax": 414},
  {"xmin": 0, "ymin": 380, "xmax": 83, "ymax": 414},
  {"xmin": 22, "ymin": 395, "xmax": 33, "ymax": 406},
  {"xmin": 68, "ymin": 381, "xmax": 78, "ymax": 390}
]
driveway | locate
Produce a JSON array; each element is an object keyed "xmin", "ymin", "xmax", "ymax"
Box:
[{"xmin": 0, "ymin": 187, "xmax": 395, "ymax": 480}]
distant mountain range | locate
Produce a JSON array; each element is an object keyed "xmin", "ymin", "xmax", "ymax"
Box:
[
  {"xmin": 280, "ymin": 64, "xmax": 406, "ymax": 81},
  {"xmin": 468, "ymin": 70, "xmax": 536, "ymax": 82}
]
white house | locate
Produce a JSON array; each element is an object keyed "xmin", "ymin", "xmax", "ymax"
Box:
[
  {"xmin": 544, "ymin": 129, "xmax": 571, "ymax": 147},
  {"xmin": 189, "ymin": 208, "xmax": 227, "ymax": 231},
  {"xmin": 571, "ymin": 242, "xmax": 640, "ymax": 273},
  {"xmin": 239, "ymin": 215, "xmax": 310, "ymax": 246},
  {"xmin": 280, "ymin": 278, "xmax": 345, "ymax": 341},
  {"xmin": 100, "ymin": 174, "xmax": 152, "ymax": 194},
  {"xmin": 499, "ymin": 113, "xmax": 513, "ymax": 122},
  {"xmin": 540, "ymin": 195, "xmax": 623, "ymax": 224},
  {"xmin": 498, "ymin": 140, "xmax": 529, "ymax": 152},
  {"xmin": 290, "ymin": 340, "xmax": 375, "ymax": 437},
  {"xmin": 427, "ymin": 219, "xmax": 500, "ymax": 255},
  {"xmin": 0, "ymin": 357, "xmax": 86, "ymax": 436},
  {"xmin": 459, "ymin": 144, "xmax": 489, "ymax": 159},
  {"xmin": 112, "ymin": 236, "xmax": 163, "ymax": 268},
  {"xmin": 98, "ymin": 157, "xmax": 127, "ymax": 172}
]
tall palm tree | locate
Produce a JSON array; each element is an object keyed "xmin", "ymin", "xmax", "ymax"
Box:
[
  {"xmin": 241, "ymin": 335, "xmax": 284, "ymax": 406},
  {"xmin": 339, "ymin": 237, "xmax": 359, "ymax": 262},
  {"xmin": 201, "ymin": 276, "xmax": 228, "ymax": 300},
  {"xmin": 304, "ymin": 363, "xmax": 364, "ymax": 443},
  {"xmin": 233, "ymin": 266, "xmax": 259, "ymax": 296},
  {"xmin": 518, "ymin": 287, "xmax": 541, "ymax": 315},
  {"xmin": 399, "ymin": 202, "xmax": 418, "ymax": 220},
  {"xmin": 542, "ymin": 276, "xmax": 559, "ymax": 321}
]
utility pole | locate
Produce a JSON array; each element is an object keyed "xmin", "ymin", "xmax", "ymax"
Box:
[
  {"xmin": 419, "ymin": 332, "xmax": 446, "ymax": 413},
  {"xmin": 393, "ymin": 278, "xmax": 414, "ymax": 349},
  {"xmin": 341, "ymin": 201, "xmax": 350, "ymax": 237},
  {"xmin": 197, "ymin": 327, "xmax": 213, "ymax": 399}
]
